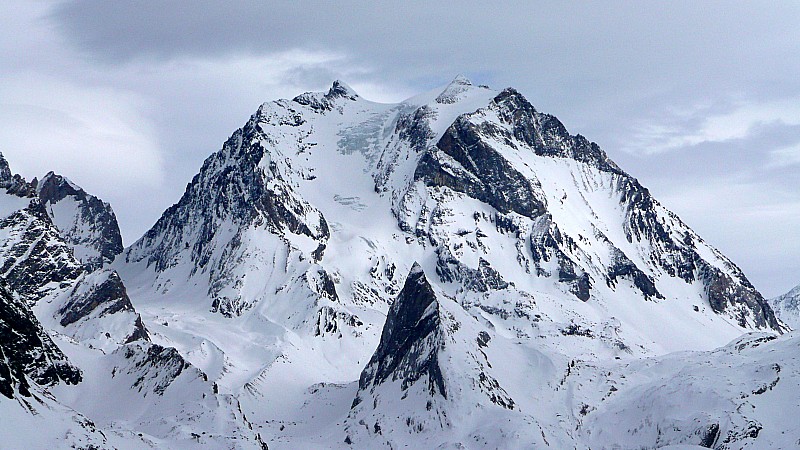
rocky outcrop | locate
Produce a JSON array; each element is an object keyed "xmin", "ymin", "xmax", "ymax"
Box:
[
  {"xmin": 0, "ymin": 201, "xmax": 84, "ymax": 304},
  {"xmin": 415, "ymin": 115, "xmax": 546, "ymax": 219},
  {"xmin": 698, "ymin": 260, "xmax": 783, "ymax": 331},
  {"xmin": 0, "ymin": 282, "xmax": 81, "ymax": 399},
  {"xmin": 353, "ymin": 263, "xmax": 447, "ymax": 406},
  {"xmin": 0, "ymin": 152, "xmax": 36, "ymax": 197},
  {"xmin": 0, "ymin": 155, "xmax": 149, "ymax": 349},
  {"xmin": 123, "ymin": 105, "xmax": 329, "ymax": 316}
]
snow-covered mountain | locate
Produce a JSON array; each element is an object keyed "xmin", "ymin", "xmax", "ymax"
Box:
[
  {"xmin": 112, "ymin": 77, "xmax": 788, "ymax": 447},
  {"xmin": 1, "ymin": 77, "xmax": 796, "ymax": 448},
  {"xmin": 0, "ymin": 153, "xmax": 268, "ymax": 448},
  {"xmin": 770, "ymin": 283, "xmax": 800, "ymax": 329}
]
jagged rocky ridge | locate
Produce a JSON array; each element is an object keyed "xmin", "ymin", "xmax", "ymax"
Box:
[
  {"xmin": 354, "ymin": 263, "xmax": 447, "ymax": 405},
  {"xmin": 37, "ymin": 171, "xmax": 124, "ymax": 270},
  {"xmin": 0, "ymin": 154, "xmax": 147, "ymax": 346},
  {"xmin": 0, "ymin": 282, "xmax": 81, "ymax": 399},
  {"xmin": 1, "ymin": 153, "xmax": 270, "ymax": 448}
]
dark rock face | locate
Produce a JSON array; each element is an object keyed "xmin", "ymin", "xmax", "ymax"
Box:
[
  {"xmin": 119, "ymin": 343, "xmax": 195, "ymax": 396},
  {"xmin": 123, "ymin": 105, "xmax": 330, "ymax": 317},
  {"xmin": 617, "ymin": 173, "xmax": 783, "ymax": 330},
  {"xmin": 0, "ymin": 152, "xmax": 36, "ymax": 197},
  {"xmin": 0, "ymin": 155, "xmax": 149, "ymax": 346},
  {"xmin": 416, "ymin": 116, "xmax": 546, "ymax": 219},
  {"xmin": 314, "ymin": 305, "xmax": 363, "ymax": 338},
  {"xmin": 126, "ymin": 112, "xmax": 328, "ymax": 277},
  {"xmin": 0, "ymin": 282, "xmax": 81, "ymax": 399},
  {"xmin": 354, "ymin": 264, "xmax": 446, "ymax": 406},
  {"xmin": 0, "ymin": 201, "xmax": 84, "ymax": 304},
  {"xmin": 606, "ymin": 248, "xmax": 663, "ymax": 300},
  {"xmin": 490, "ymin": 89, "xmax": 624, "ymax": 175},
  {"xmin": 529, "ymin": 215, "xmax": 592, "ymax": 301},
  {"xmin": 293, "ymin": 80, "xmax": 358, "ymax": 112},
  {"xmin": 37, "ymin": 172, "xmax": 124, "ymax": 270},
  {"xmin": 59, "ymin": 271, "xmax": 131, "ymax": 326},
  {"xmin": 698, "ymin": 260, "xmax": 783, "ymax": 330},
  {"xmin": 435, "ymin": 247, "xmax": 508, "ymax": 292}
]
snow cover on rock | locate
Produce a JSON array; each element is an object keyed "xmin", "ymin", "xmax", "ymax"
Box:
[
  {"xmin": 37, "ymin": 171, "xmax": 124, "ymax": 270},
  {"xmin": 1, "ymin": 154, "xmax": 268, "ymax": 449},
  {"xmin": 1, "ymin": 75, "xmax": 796, "ymax": 448},
  {"xmin": 110, "ymin": 78, "xmax": 790, "ymax": 447}
]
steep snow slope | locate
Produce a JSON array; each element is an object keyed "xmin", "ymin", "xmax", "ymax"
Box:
[
  {"xmin": 112, "ymin": 77, "xmax": 787, "ymax": 448},
  {"xmin": 770, "ymin": 283, "xmax": 800, "ymax": 329}
]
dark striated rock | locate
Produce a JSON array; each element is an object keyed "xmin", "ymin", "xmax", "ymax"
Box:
[
  {"xmin": 293, "ymin": 80, "xmax": 359, "ymax": 112},
  {"xmin": 0, "ymin": 282, "xmax": 81, "ymax": 398},
  {"xmin": 314, "ymin": 305, "xmax": 363, "ymax": 338},
  {"xmin": 490, "ymin": 89, "xmax": 624, "ymax": 175},
  {"xmin": 37, "ymin": 172, "xmax": 124, "ymax": 270},
  {"xmin": 127, "ymin": 117, "xmax": 328, "ymax": 275},
  {"xmin": 125, "ymin": 107, "xmax": 329, "ymax": 315},
  {"xmin": 415, "ymin": 115, "xmax": 546, "ymax": 219},
  {"xmin": 699, "ymin": 423, "xmax": 720, "ymax": 448},
  {"xmin": 529, "ymin": 214, "xmax": 592, "ymax": 301},
  {"xmin": 0, "ymin": 201, "xmax": 84, "ymax": 304},
  {"xmin": 118, "ymin": 342, "xmax": 196, "ymax": 396},
  {"xmin": 353, "ymin": 263, "xmax": 446, "ymax": 407},
  {"xmin": 607, "ymin": 248, "xmax": 663, "ymax": 300},
  {"xmin": 58, "ymin": 270, "xmax": 149, "ymax": 342},
  {"xmin": 0, "ymin": 152, "xmax": 36, "ymax": 197}
]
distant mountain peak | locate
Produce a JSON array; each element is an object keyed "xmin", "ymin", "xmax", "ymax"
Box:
[
  {"xmin": 36, "ymin": 171, "xmax": 123, "ymax": 270},
  {"xmin": 435, "ymin": 74, "xmax": 486, "ymax": 104},
  {"xmin": 292, "ymin": 80, "xmax": 360, "ymax": 112},
  {"xmin": 769, "ymin": 283, "xmax": 800, "ymax": 330},
  {"xmin": 328, "ymin": 79, "xmax": 359, "ymax": 100}
]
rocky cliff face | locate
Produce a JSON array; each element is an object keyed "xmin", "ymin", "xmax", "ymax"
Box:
[
  {"xmin": 37, "ymin": 172, "xmax": 124, "ymax": 271},
  {"xmin": 0, "ymin": 282, "xmax": 81, "ymax": 399},
  {"xmin": 0, "ymin": 155, "xmax": 147, "ymax": 348},
  {"xmin": 354, "ymin": 263, "xmax": 447, "ymax": 405}
]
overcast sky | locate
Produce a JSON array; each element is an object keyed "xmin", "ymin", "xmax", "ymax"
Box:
[{"xmin": 1, "ymin": 1, "xmax": 798, "ymax": 296}]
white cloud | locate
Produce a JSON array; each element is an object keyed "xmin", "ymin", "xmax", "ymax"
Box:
[
  {"xmin": 624, "ymin": 97, "xmax": 800, "ymax": 155},
  {"xmin": 0, "ymin": 74, "xmax": 165, "ymax": 194},
  {"xmin": 767, "ymin": 144, "xmax": 800, "ymax": 168}
]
